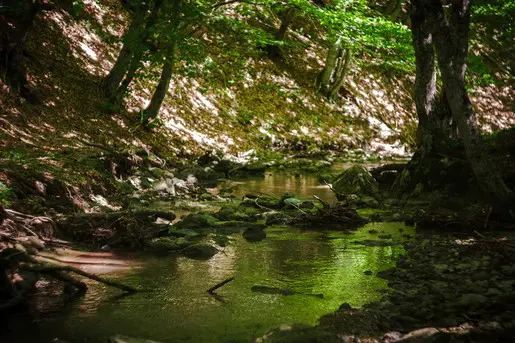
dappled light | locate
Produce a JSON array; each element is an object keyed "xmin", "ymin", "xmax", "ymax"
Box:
[{"xmin": 0, "ymin": 0, "xmax": 514, "ymax": 342}]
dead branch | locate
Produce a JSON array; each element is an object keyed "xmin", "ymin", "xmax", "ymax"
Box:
[
  {"xmin": 313, "ymin": 195, "xmax": 330, "ymax": 209},
  {"xmin": 207, "ymin": 277, "xmax": 235, "ymax": 294}
]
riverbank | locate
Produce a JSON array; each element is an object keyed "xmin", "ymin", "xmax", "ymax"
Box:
[{"xmin": 256, "ymin": 230, "xmax": 515, "ymax": 343}]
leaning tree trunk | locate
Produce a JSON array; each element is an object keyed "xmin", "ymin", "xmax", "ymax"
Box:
[
  {"xmin": 316, "ymin": 38, "xmax": 351, "ymax": 100},
  {"xmin": 104, "ymin": 0, "xmax": 164, "ymax": 102},
  {"xmin": 144, "ymin": 44, "xmax": 176, "ymax": 122},
  {"xmin": 102, "ymin": 8, "xmax": 146, "ymax": 97}
]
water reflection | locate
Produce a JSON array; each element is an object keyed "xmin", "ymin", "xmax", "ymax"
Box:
[
  {"xmin": 2, "ymin": 223, "xmax": 413, "ymax": 343},
  {"xmin": 231, "ymin": 172, "xmax": 338, "ymax": 204}
]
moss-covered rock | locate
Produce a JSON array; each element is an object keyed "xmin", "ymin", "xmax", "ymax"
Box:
[
  {"xmin": 146, "ymin": 237, "xmax": 181, "ymax": 253},
  {"xmin": 332, "ymin": 165, "xmax": 380, "ymax": 200},
  {"xmin": 174, "ymin": 213, "xmax": 218, "ymax": 232},
  {"xmin": 182, "ymin": 243, "xmax": 218, "ymax": 260}
]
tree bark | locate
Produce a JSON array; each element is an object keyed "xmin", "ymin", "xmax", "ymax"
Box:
[
  {"xmin": 143, "ymin": 0, "xmax": 181, "ymax": 122},
  {"xmin": 317, "ymin": 38, "xmax": 351, "ymax": 100},
  {"xmin": 328, "ymin": 48, "xmax": 351, "ymax": 99},
  {"xmin": 401, "ymin": 0, "xmax": 514, "ymax": 213},
  {"xmin": 102, "ymin": 9, "xmax": 146, "ymax": 97},
  {"xmin": 0, "ymin": 0, "xmax": 55, "ymax": 100},
  {"xmin": 427, "ymin": 0, "xmax": 513, "ymax": 210},
  {"xmin": 144, "ymin": 47, "xmax": 176, "ymax": 122}
]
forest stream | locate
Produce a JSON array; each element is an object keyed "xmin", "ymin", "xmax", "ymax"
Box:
[{"xmin": 0, "ymin": 171, "xmax": 414, "ymax": 343}]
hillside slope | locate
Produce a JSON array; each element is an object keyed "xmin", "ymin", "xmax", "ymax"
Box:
[{"xmin": 0, "ymin": 0, "xmax": 513, "ymax": 192}]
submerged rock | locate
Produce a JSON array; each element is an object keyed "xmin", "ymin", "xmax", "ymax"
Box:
[
  {"xmin": 251, "ymin": 286, "xmax": 323, "ymax": 298},
  {"xmin": 182, "ymin": 243, "xmax": 218, "ymax": 260},
  {"xmin": 108, "ymin": 335, "xmax": 163, "ymax": 343},
  {"xmin": 243, "ymin": 226, "xmax": 267, "ymax": 242},
  {"xmin": 255, "ymin": 324, "xmax": 339, "ymax": 343}
]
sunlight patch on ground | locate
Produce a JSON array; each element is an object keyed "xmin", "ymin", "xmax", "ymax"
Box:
[{"xmin": 472, "ymin": 85, "xmax": 515, "ymax": 132}]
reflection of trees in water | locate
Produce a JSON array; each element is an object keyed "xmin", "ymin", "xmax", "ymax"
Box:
[
  {"xmin": 267, "ymin": 234, "xmax": 335, "ymax": 282},
  {"xmin": 240, "ymin": 173, "xmax": 336, "ymax": 202}
]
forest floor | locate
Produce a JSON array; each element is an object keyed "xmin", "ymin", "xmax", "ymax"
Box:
[{"xmin": 1, "ymin": 1, "xmax": 514, "ymax": 342}]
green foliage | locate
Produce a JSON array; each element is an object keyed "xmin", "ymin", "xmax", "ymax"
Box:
[
  {"xmin": 468, "ymin": 0, "xmax": 515, "ymax": 86},
  {"xmin": 0, "ymin": 181, "xmax": 13, "ymax": 206},
  {"xmin": 317, "ymin": 0, "xmax": 414, "ymax": 73}
]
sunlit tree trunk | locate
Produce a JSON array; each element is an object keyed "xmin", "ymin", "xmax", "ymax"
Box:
[{"xmin": 316, "ymin": 38, "xmax": 352, "ymax": 100}]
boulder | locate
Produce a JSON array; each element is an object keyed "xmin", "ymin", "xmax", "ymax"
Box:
[
  {"xmin": 182, "ymin": 243, "xmax": 218, "ymax": 260},
  {"xmin": 216, "ymin": 206, "xmax": 256, "ymax": 222},
  {"xmin": 332, "ymin": 165, "xmax": 380, "ymax": 201}
]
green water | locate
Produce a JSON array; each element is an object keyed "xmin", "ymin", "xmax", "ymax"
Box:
[{"xmin": 2, "ymin": 223, "xmax": 413, "ymax": 343}]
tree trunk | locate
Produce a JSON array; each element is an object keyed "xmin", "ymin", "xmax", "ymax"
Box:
[
  {"xmin": 317, "ymin": 38, "xmax": 351, "ymax": 100},
  {"xmin": 427, "ymin": 0, "xmax": 513, "ymax": 210},
  {"xmin": 144, "ymin": 45, "xmax": 176, "ymax": 122},
  {"xmin": 0, "ymin": 0, "xmax": 54, "ymax": 101},
  {"xmin": 399, "ymin": 0, "xmax": 513, "ymax": 213},
  {"xmin": 110, "ymin": 50, "xmax": 142, "ymax": 106},
  {"xmin": 102, "ymin": 9, "xmax": 146, "ymax": 97},
  {"xmin": 266, "ymin": 8, "xmax": 295, "ymax": 59},
  {"xmin": 327, "ymin": 48, "xmax": 351, "ymax": 99}
]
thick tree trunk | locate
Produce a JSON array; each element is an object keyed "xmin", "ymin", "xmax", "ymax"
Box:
[
  {"xmin": 400, "ymin": 0, "xmax": 513, "ymax": 213},
  {"xmin": 427, "ymin": 0, "xmax": 513, "ymax": 210},
  {"xmin": 0, "ymin": 0, "xmax": 54, "ymax": 100}
]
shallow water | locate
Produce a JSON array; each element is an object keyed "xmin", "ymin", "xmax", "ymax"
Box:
[
  {"xmin": 2, "ymin": 167, "xmax": 413, "ymax": 343},
  {"xmin": 2, "ymin": 223, "xmax": 413, "ymax": 343}
]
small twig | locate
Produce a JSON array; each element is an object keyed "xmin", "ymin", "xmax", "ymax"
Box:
[
  {"xmin": 254, "ymin": 199, "xmax": 274, "ymax": 211},
  {"xmin": 207, "ymin": 277, "xmax": 235, "ymax": 294},
  {"xmin": 313, "ymin": 195, "xmax": 330, "ymax": 209}
]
